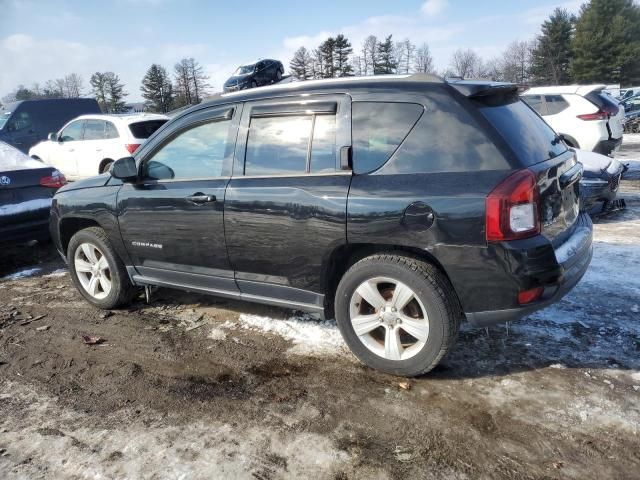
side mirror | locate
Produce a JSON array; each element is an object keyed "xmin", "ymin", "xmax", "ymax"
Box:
[
  {"xmin": 110, "ymin": 157, "xmax": 138, "ymax": 181},
  {"xmin": 48, "ymin": 132, "xmax": 59, "ymax": 142}
]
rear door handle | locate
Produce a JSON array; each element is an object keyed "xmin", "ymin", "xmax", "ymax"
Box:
[{"xmin": 186, "ymin": 193, "xmax": 216, "ymax": 204}]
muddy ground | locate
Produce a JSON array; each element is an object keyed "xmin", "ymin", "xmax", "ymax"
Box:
[{"xmin": 1, "ymin": 149, "xmax": 639, "ymax": 479}]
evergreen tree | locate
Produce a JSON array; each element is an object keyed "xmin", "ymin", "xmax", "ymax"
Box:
[
  {"xmin": 90, "ymin": 72, "xmax": 109, "ymax": 112},
  {"xmin": 319, "ymin": 37, "xmax": 337, "ymax": 78},
  {"xmin": 289, "ymin": 47, "xmax": 313, "ymax": 80},
  {"xmin": 571, "ymin": 0, "xmax": 640, "ymax": 85},
  {"xmin": 141, "ymin": 64, "xmax": 174, "ymax": 113},
  {"xmin": 334, "ymin": 34, "xmax": 353, "ymax": 77},
  {"xmin": 374, "ymin": 35, "xmax": 397, "ymax": 74},
  {"xmin": 105, "ymin": 72, "xmax": 127, "ymax": 113},
  {"xmin": 530, "ymin": 8, "xmax": 574, "ymax": 85}
]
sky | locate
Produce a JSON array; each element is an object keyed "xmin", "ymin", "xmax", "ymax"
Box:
[{"xmin": 0, "ymin": 0, "xmax": 584, "ymax": 102}]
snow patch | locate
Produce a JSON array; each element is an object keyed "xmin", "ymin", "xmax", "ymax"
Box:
[
  {"xmin": 0, "ymin": 141, "xmax": 47, "ymax": 171},
  {"xmin": 43, "ymin": 268, "xmax": 67, "ymax": 278},
  {"xmin": 229, "ymin": 314, "xmax": 347, "ymax": 355},
  {"xmin": 2, "ymin": 267, "xmax": 42, "ymax": 281},
  {"xmin": 0, "ymin": 197, "xmax": 52, "ymax": 217}
]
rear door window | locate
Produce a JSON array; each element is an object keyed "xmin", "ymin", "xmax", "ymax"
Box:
[
  {"xmin": 129, "ymin": 120, "xmax": 167, "ymax": 139},
  {"xmin": 352, "ymin": 102, "xmax": 423, "ymax": 174},
  {"xmin": 105, "ymin": 121, "xmax": 119, "ymax": 139},
  {"xmin": 83, "ymin": 120, "xmax": 106, "ymax": 140},
  {"xmin": 544, "ymin": 95, "xmax": 570, "ymax": 115},
  {"xmin": 310, "ymin": 115, "xmax": 337, "ymax": 173},
  {"xmin": 478, "ymin": 94, "xmax": 566, "ymax": 166}
]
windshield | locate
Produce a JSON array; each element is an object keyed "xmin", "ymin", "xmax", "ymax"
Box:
[
  {"xmin": 0, "ymin": 112, "xmax": 11, "ymax": 130},
  {"xmin": 234, "ymin": 65, "xmax": 255, "ymax": 76}
]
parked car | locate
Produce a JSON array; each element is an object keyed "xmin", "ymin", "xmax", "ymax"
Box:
[
  {"xmin": 0, "ymin": 140, "xmax": 66, "ymax": 244},
  {"xmin": 30, "ymin": 113, "xmax": 168, "ymax": 180},
  {"xmin": 522, "ymin": 85, "xmax": 624, "ymax": 156},
  {"xmin": 619, "ymin": 87, "xmax": 640, "ymax": 101},
  {"xmin": 574, "ymin": 148, "xmax": 626, "ymax": 215},
  {"xmin": 621, "ymin": 94, "xmax": 640, "ymax": 114},
  {"xmin": 223, "ymin": 59, "xmax": 284, "ymax": 92},
  {"xmin": 50, "ymin": 74, "xmax": 592, "ymax": 376},
  {"xmin": 0, "ymin": 98, "xmax": 101, "ymax": 153}
]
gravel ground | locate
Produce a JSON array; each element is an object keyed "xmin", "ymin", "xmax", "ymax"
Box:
[{"xmin": 0, "ymin": 147, "xmax": 639, "ymax": 480}]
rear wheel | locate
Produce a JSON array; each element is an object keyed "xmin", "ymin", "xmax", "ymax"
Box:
[
  {"xmin": 100, "ymin": 160, "xmax": 113, "ymax": 174},
  {"xmin": 275, "ymin": 69, "xmax": 283, "ymax": 81},
  {"xmin": 67, "ymin": 227, "xmax": 137, "ymax": 309},
  {"xmin": 335, "ymin": 254, "xmax": 460, "ymax": 376}
]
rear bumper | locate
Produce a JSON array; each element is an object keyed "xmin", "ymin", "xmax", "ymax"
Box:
[
  {"xmin": 592, "ymin": 137, "xmax": 622, "ymax": 156},
  {"xmin": 465, "ymin": 213, "xmax": 593, "ymax": 327}
]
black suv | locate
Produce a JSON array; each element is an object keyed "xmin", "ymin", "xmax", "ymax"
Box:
[
  {"xmin": 50, "ymin": 74, "xmax": 593, "ymax": 376},
  {"xmin": 223, "ymin": 59, "xmax": 284, "ymax": 92}
]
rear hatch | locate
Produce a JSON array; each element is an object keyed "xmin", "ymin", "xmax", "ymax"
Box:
[
  {"xmin": 586, "ymin": 89, "xmax": 624, "ymax": 140},
  {"xmin": 468, "ymin": 86, "xmax": 581, "ymax": 245}
]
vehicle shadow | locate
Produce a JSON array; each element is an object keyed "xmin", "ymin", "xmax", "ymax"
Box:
[{"xmin": 0, "ymin": 241, "xmax": 62, "ymax": 279}]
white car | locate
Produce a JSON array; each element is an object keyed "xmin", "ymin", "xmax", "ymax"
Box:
[
  {"xmin": 521, "ymin": 85, "xmax": 624, "ymax": 156},
  {"xmin": 29, "ymin": 113, "xmax": 168, "ymax": 180}
]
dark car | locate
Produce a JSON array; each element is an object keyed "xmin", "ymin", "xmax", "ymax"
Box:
[
  {"xmin": 50, "ymin": 74, "xmax": 592, "ymax": 376},
  {"xmin": 0, "ymin": 98, "xmax": 101, "ymax": 153},
  {"xmin": 0, "ymin": 141, "xmax": 67, "ymax": 244},
  {"xmin": 574, "ymin": 148, "xmax": 626, "ymax": 214},
  {"xmin": 223, "ymin": 59, "xmax": 284, "ymax": 92}
]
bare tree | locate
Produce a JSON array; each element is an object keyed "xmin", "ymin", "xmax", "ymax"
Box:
[
  {"xmin": 394, "ymin": 39, "xmax": 415, "ymax": 74},
  {"xmin": 351, "ymin": 55, "xmax": 364, "ymax": 76},
  {"xmin": 500, "ymin": 40, "xmax": 534, "ymax": 84},
  {"xmin": 63, "ymin": 73, "xmax": 83, "ymax": 98},
  {"xmin": 173, "ymin": 58, "xmax": 207, "ymax": 106},
  {"xmin": 414, "ymin": 43, "xmax": 435, "ymax": 74},
  {"xmin": 361, "ymin": 35, "xmax": 378, "ymax": 76},
  {"xmin": 449, "ymin": 48, "xmax": 485, "ymax": 78}
]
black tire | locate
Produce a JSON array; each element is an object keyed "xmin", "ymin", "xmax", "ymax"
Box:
[
  {"xmin": 334, "ymin": 254, "xmax": 460, "ymax": 377},
  {"xmin": 100, "ymin": 160, "xmax": 114, "ymax": 174},
  {"xmin": 250, "ymin": 80, "xmax": 258, "ymax": 89},
  {"xmin": 67, "ymin": 226, "xmax": 137, "ymax": 309},
  {"xmin": 275, "ymin": 69, "xmax": 283, "ymax": 81}
]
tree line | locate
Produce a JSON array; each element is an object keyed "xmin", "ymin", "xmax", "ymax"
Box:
[
  {"xmin": 2, "ymin": 57, "xmax": 210, "ymax": 113},
  {"xmin": 289, "ymin": 0, "xmax": 640, "ymax": 86}
]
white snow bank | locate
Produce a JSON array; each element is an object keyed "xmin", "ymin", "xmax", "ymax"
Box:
[
  {"xmin": 2, "ymin": 267, "xmax": 42, "ymax": 281},
  {"xmin": 0, "ymin": 141, "xmax": 47, "ymax": 171},
  {"xmin": 229, "ymin": 314, "xmax": 347, "ymax": 355},
  {"xmin": 622, "ymin": 133, "xmax": 640, "ymax": 144},
  {"xmin": 0, "ymin": 197, "xmax": 51, "ymax": 216},
  {"xmin": 43, "ymin": 268, "xmax": 67, "ymax": 278}
]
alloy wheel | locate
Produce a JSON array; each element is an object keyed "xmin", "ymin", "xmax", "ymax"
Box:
[
  {"xmin": 74, "ymin": 242, "xmax": 112, "ymax": 300},
  {"xmin": 349, "ymin": 276, "xmax": 429, "ymax": 361}
]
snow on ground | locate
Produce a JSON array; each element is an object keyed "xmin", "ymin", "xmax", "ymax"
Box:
[
  {"xmin": 1, "ymin": 267, "xmax": 42, "ymax": 281},
  {"xmin": 227, "ymin": 314, "xmax": 347, "ymax": 356},
  {"xmin": 622, "ymin": 133, "xmax": 640, "ymax": 144},
  {"xmin": 0, "ymin": 198, "xmax": 51, "ymax": 217}
]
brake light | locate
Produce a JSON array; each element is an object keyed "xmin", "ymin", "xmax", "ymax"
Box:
[
  {"xmin": 486, "ymin": 169, "xmax": 540, "ymax": 241},
  {"xmin": 577, "ymin": 110, "xmax": 608, "ymax": 121},
  {"xmin": 125, "ymin": 143, "xmax": 140, "ymax": 154},
  {"xmin": 518, "ymin": 287, "xmax": 544, "ymax": 305},
  {"xmin": 40, "ymin": 170, "xmax": 67, "ymax": 188}
]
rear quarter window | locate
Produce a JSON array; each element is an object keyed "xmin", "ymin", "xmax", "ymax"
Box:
[
  {"xmin": 544, "ymin": 95, "xmax": 570, "ymax": 115},
  {"xmin": 477, "ymin": 94, "xmax": 566, "ymax": 167},
  {"xmin": 129, "ymin": 120, "xmax": 168, "ymax": 139},
  {"xmin": 352, "ymin": 102, "xmax": 423, "ymax": 174}
]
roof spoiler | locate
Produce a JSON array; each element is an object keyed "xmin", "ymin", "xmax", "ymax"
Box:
[{"xmin": 447, "ymin": 79, "xmax": 526, "ymax": 98}]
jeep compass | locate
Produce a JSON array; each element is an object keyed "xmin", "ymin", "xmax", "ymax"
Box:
[{"xmin": 50, "ymin": 74, "xmax": 593, "ymax": 376}]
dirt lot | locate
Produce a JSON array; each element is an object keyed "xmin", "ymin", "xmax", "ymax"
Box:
[{"xmin": 1, "ymin": 147, "xmax": 639, "ymax": 480}]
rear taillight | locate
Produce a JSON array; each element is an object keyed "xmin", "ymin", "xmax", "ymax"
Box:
[
  {"xmin": 40, "ymin": 170, "xmax": 67, "ymax": 188},
  {"xmin": 486, "ymin": 169, "xmax": 540, "ymax": 241},
  {"xmin": 518, "ymin": 287, "xmax": 544, "ymax": 305},
  {"xmin": 125, "ymin": 144, "xmax": 141, "ymax": 154},
  {"xmin": 577, "ymin": 110, "xmax": 608, "ymax": 121}
]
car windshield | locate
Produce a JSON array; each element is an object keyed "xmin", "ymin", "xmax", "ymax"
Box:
[
  {"xmin": 234, "ymin": 65, "xmax": 255, "ymax": 75},
  {"xmin": 0, "ymin": 112, "xmax": 11, "ymax": 130}
]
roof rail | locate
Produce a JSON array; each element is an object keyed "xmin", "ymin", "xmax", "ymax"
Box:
[{"xmin": 405, "ymin": 72, "xmax": 445, "ymax": 83}]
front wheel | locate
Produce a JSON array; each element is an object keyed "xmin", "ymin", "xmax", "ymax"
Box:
[
  {"xmin": 68, "ymin": 227, "xmax": 137, "ymax": 309},
  {"xmin": 275, "ymin": 69, "xmax": 283, "ymax": 81},
  {"xmin": 335, "ymin": 254, "xmax": 460, "ymax": 376}
]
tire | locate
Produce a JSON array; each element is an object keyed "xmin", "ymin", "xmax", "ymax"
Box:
[
  {"xmin": 100, "ymin": 160, "xmax": 114, "ymax": 174},
  {"xmin": 276, "ymin": 69, "xmax": 283, "ymax": 81},
  {"xmin": 67, "ymin": 226, "xmax": 137, "ymax": 309},
  {"xmin": 334, "ymin": 254, "xmax": 460, "ymax": 377},
  {"xmin": 250, "ymin": 80, "xmax": 258, "ymax": 89}
]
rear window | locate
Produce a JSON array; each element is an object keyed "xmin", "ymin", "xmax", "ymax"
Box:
[
  {"xmin": 352, "ymin": 102, "xmax": 423, "ymax": 174},
  {"xmin": 586, "ymin": 91, "xmax": 620, "ymax": 116},
  {"xmin": 129, "ymin": 120, "xmax": 167, "ymax": 139},
  {"xmin": 478, "ymin": 94, "xmax": 566, "ymax": 166}
]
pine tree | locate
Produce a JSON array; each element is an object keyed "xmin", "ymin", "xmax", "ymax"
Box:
[
  {"xmin": 141, "ymin": 64, "xmax": 174, "ymax": 113},
  {"xmin": 530, "ymin": 8, "xmax": 574, "ymax": 85},
  {"xmin": 571, "ymin": 0, "xmax": 640, "ymax": 85},
  {"xmin": 90, "ymin": 72, "xmax": 109, "ymax": 112},
  {"xmin": 374, "ymin": 35, "xmax": 397, "ymax": 74},
  {"xmin": 319, "ymin": 37, "xmax": 336, "ymax": 78},
  {"xmin": 105, "ymin": 72, "xmax": 127, "ymax": 113},
  {"xmin": 289, "ymin": 47, "xmax": 313, "ymax": 80},
  {"xmin": 333, "ymin": 34, "xmax": 353, "ymax": 77}
]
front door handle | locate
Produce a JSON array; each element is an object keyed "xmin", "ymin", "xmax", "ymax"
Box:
[{"xmin": 186, "ymin": 193, "xmax": 216, "ymax": 204}]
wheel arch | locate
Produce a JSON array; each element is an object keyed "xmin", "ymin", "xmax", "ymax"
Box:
[
  {"xmin": 321, "ymin": 243, "xmax": 461, "ymax": 319},
  {"xmin": 99, "ymin": 158, "xmax": 114, "ymax": 174},
  {"xmin": 59, "ymin": 217, "xmax": 102, "ymax": 255},
  {"xmin": 561, "ymin": 133, "xmax": 579, "ymax": 149}
]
